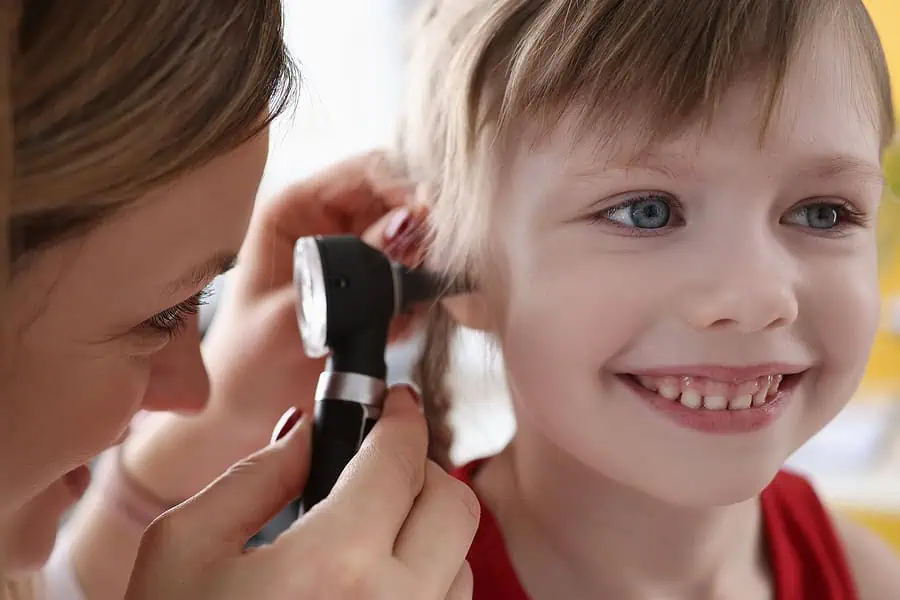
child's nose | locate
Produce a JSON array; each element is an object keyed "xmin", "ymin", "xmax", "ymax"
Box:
[{"xmin": 678, "ymin": 236, "xmax": 799, "ymax": 334}]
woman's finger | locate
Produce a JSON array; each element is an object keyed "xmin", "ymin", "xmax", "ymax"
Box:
[
  {"xmin": 361, "ymin": 205, "xmax": 428, "ymax": 263},
  {"xmin": 445, "ymin": 561, "xmax": 475, "ymax": 600},
  {"xmin": 236, "ymin": 152, "xmax": 413, "ymax": 295},
  {"xmin": 393, "ymin": 461, "xmax": 480, "ymax": 597},
  {"xmin": 267, "ymin": 151, "xmax": 413, "ymax": 242},
  {"xmin": 137, "ymin": 413, "xmax": 311, "ymax": 560},
  {"xmin": 285, "ymin": 385, "xmax": 429, "ymax": 550}
]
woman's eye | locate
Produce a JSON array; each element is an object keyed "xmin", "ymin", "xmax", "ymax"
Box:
[
  {"xmin": 781, "ymin": 201, "xmax": 867, "ymax": 232},
  {"xmin": 144, "ymin": 287, "xmax": 212, "ymax": 337},
  {"xmin": 604, "ymin": 194, "xmax": 675, "ymax": 230}
]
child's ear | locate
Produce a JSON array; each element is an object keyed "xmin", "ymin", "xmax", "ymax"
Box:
[{"xmin": 441, "ymin": 292, "xmax": 492, "ymax": 332}]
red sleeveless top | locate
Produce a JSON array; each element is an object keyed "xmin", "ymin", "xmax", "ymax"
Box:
[{"xmin": 454, "ymin": 460, "xmax": 857, "ymax": 600}]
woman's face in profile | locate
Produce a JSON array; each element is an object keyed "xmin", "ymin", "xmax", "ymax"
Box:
[{"xmin": 0, "ymin": 131, "xmax": 269, "ymax": 571}]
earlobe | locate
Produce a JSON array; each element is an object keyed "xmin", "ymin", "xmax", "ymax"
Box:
[{"xmin": 441, "ymin": 292, "xmax": 493, "ymax": 332}]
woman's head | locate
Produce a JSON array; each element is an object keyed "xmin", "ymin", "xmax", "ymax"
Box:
[
  {"xmin": 0, "ymin": 1, "xmax": 294, "ymax": 571},
  {"xmin": 403, "ymin": 0, "xmax": 894, "ymax": 505}
]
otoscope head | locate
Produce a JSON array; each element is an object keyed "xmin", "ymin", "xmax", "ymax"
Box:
[{"xmin": 293, "ymin": 234, "xmax": 470, "ymax": 379}]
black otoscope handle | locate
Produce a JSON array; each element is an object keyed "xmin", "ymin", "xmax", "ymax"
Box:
[{"xmin": 299, "ymin": 372, "xmax": 385, "ymax": 513}]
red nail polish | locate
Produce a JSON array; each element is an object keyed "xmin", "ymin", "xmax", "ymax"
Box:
[
  {"xmin": 396, "ymin": 229, "xmax": 422, "ymax": 254},
  {"xmin": 384, "ymin": 209, "xmax": 413, "ymax": 243},
  {"xmin": 271, "ymin": 407, "xmax": 302, "ymax": 444}
]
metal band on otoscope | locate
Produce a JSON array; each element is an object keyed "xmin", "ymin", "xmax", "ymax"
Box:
[
  {"xmin": 390, "ymin": 264, "xmax": 402, "ymax": 317},
  {"xmin": 315, "ymin": 371, "xmax": 388, "ymax": 416}
]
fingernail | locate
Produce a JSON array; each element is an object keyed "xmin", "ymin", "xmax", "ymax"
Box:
[
  {"xmin": 394, "ymin": 382, "xmax": 423, "ymax": 411},
  {"xmin": 271, "ymin": 407, "xmax": 303, "ymax": 444},
  {"xmin": 384, "ymin": 208, "xmax": 413, "ymax": 243}
]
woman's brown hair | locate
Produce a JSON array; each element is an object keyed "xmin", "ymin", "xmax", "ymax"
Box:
[
  {"xmin": 8, "ymin": 1, "xmax": 295, "ymax": 265},
  {"xmin": 0, "ymin": 0, "xmax": 295, "ymax": 594},
  {"xmin": 399, "ymin": 0, "xmax": 895, "ymax": 469}
]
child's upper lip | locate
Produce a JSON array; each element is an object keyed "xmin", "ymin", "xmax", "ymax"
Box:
[{"xmin": 623, "ymin": 363, "xmax": 810, "ymax": 382}]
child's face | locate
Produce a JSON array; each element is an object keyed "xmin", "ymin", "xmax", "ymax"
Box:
[{"xmin": 483, "ymin": 32, "xmax": 885, "ymax": 505}]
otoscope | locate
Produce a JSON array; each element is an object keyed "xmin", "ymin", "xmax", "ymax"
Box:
[{"xmin": 292, "ymin": 234, "xmax": 469, "ymax": 513}]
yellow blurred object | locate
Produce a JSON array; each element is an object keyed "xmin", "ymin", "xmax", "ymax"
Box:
[
  {"xmin": 887, "ymin": 144, "xmax": 900, "ymax": 197},
  {"xmin": 863, "ymin": 0, "xmax": 898, "ymax": 117},
  {"xmin": 843, "ymin": 508, "xmax": 900, "ymax": 553},
  {"xmin": 862, "ymin": 144, "xmax": 900, "ymax": 397},
  {"xmin": 856, "ymin": 0, "xmax": 899, "ymax": 397}
]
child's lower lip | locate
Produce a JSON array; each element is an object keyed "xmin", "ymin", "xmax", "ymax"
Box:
[{"xmin": 617, "ymin": 374, "xmax": 794, "ymax": 434}]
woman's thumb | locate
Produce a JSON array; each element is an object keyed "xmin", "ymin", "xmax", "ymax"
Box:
[{"xmin": 149, "ymin": 409, "xmax": 311, "ymax": 557}]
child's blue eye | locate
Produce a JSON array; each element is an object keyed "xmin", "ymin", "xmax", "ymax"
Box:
[
  {"xmin": 782, "ymin": 203, "xmax": 845, "ymax": 230},
  {"xmin": 780, "ymin": 200, "xmax": 870, "ymax": 236},
  {"xmin": 605, "ymin": 195, "xmax": 673, "ymax": 229}
]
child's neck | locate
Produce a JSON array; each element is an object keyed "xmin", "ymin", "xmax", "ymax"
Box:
[{"xmin": 475, "ymin": 426, "xmax": 771, "ymax": 600}]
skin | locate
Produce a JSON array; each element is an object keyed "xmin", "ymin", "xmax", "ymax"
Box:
[
  {"xmin": 449, "ymin": 20, "xmax": 900, "ymax": 600},
  {"xmin": 61, "ymin": 154, "xmax": 434, "ymax": 600},
  {"xmin": 0, "ymin": 132, "xmax": 267, "ymax": 571},
  {"xmin": 0, "ymin": 116, "xmax": 476, "ymax": 600},
  {"xmin": 0, "ymin": 124, "xmax": 478, "ymax": 600}
]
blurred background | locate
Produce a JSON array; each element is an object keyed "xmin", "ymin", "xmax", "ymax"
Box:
[{"xmin": 207, "ymin": 0, "xmax": 900, "ymax": 548}]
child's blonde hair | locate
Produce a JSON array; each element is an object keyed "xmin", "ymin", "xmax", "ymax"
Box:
[{"xmin": 400, "ymin": 0, "xmax": 895, "ymax": 468}]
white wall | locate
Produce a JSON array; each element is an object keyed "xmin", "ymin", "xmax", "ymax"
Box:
[
  {"xmin": 259, "ymin": 0, "xmax": 410, "ymax": 199},
  {"xmin": 204, "ymin": 0, "xmax": 411, "ymax": 331}
]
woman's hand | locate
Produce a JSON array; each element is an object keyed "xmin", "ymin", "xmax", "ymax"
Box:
[
  {"xmin": 67, "ymin": 152, "xmax": 439, "ymax": 600},
  {"xmin": 124, "ymin": 387, "xmax": 479, "ymax": 600},
  {"xmin": 119, "ymin": 150, "xmax": 428, "ymax": 502},
  {"xmin": 202, "ymin": 149, "xmax": 424, "ymax": 433}
]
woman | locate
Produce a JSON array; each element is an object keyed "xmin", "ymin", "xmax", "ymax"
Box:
[{"xmin": 1, "ymin": 2, "xmax": 477, "ymax": 599}]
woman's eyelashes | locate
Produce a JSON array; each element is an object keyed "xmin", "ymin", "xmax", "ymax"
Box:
[
  {"xmin": 588, "ymin": 192, "xmax": 870, "ymax": 237},
  {"xmin": 143, "ymin": 286, "xmax": 213, "ymax": 337}
]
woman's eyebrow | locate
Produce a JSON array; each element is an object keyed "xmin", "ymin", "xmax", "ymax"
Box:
[{"xmin": 167, "ymin": 251, "xmax": 238, "ymax": 294}]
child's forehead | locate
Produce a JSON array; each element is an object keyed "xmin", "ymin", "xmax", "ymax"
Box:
[
  {"xmin": 490, "ymin": 11, "xmax": 887, "ymax": 179},
  {"xmin": 506, "ymin": 134, "xmax": 884, "ymax": 201},
  {"xmin": 504, "ymin": 43, "xmax": 884, "ymax": 180}
]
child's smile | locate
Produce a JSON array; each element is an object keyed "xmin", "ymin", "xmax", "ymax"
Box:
[
  {"xmin": 401, "ymin": 0, "xmax": 899, "ymax": 596},
  {"xmin": 457, "ymin": 17, "xmax": 887, "ymax": 508},
  {"xmin": 616, "ymin": 367, "xmax": 805, "ymax": 434}
]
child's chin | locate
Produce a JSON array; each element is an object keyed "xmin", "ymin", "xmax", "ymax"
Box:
[{"xmin": 642, "ymin": 466, "xmax": 782, "ymax": 509}]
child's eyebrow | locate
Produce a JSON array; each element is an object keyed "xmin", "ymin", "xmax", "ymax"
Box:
[
  {"xmin": 566, "ymin": 152, "xmax": 692, "ymax": 181},
  {"xmin": 566, "ymin": 152, "xmax": 885, "ymax": 187},
  {"xmin": 794, "ymin": 154, "xmax": 885, "ymax": 186}
]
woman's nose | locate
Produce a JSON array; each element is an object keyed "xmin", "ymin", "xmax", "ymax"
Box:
[
  {"xmin": 679, "ymin": 234, "xmax": 800, "ymax": 334},
  {"xmin": 142, "ymin": 314, "xmax": 210, "ymax": 414}
]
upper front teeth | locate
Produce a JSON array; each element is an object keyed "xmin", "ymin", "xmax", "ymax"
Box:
[{"xmin": 636, "ymin": 374, "xmax": 783, "ymax": 411}]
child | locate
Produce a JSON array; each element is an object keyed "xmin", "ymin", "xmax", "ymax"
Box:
[{"xmin": 395, "ymin": 0, "xmax": 900, "ymax": 598}]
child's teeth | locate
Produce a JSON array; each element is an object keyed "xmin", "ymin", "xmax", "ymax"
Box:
[
  {"xmin": 703, "ymin": 395, "xmax": 727, "ymax": 410},
  {"xmin": 659, "ymin": 384, "xmax": 680, "ymax": 400},
  {"xmin": 729, "ymin": 395, "xmax": 752, "ymax": 410},
  {"xmin": 752, "ymin": 388, "xmax": 768, "ymax": 406},
  {"xmin": 679, "ymin": 389, "xmax": 702, "ymax": 409},
  {"xmin": 637, "ymin": 373, "xmax": 790, "ymax": 410}
]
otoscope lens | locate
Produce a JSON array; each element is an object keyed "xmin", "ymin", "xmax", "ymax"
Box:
[{"xmin": 293, "ymin": 237, "xmax": 329, "ymax": 358}]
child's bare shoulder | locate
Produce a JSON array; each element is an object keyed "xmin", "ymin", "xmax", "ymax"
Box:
[{"xmin": 833, "ymin": 514, "xmax": 900, "ymax": 600}]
